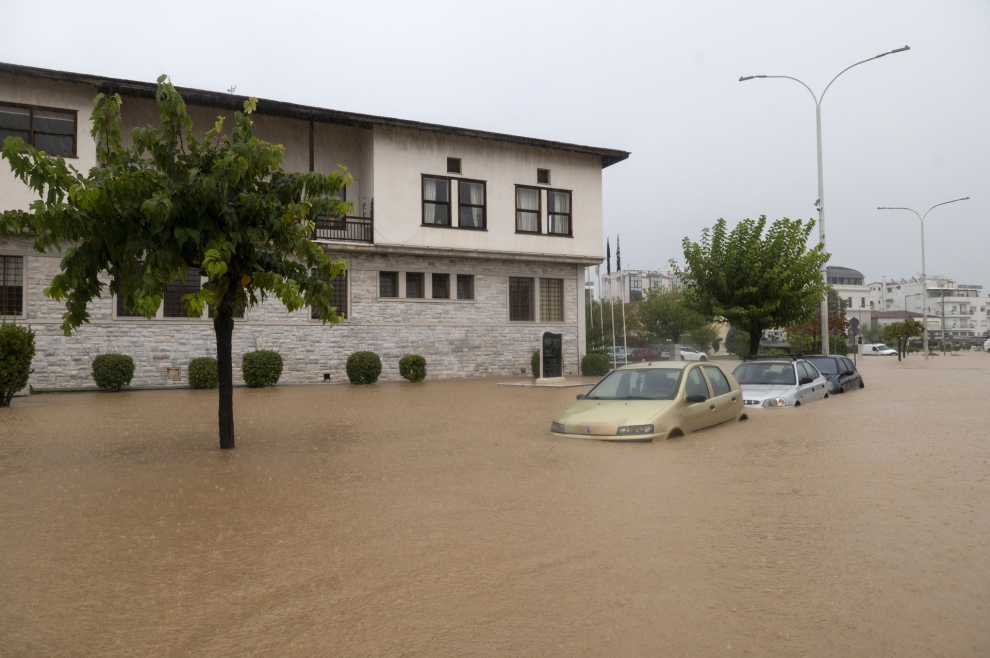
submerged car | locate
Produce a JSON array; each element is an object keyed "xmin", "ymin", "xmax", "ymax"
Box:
[
  {"xmin": 803, "ymin": 355, "xmax": 864, "ymax": 393},
  {"xmin": 732, "ymin": 357, "xmax": 829, "ymax": 408},
  {"xmin": 550, "ymin": 361, "xmax": 745, "ymax": 442}
]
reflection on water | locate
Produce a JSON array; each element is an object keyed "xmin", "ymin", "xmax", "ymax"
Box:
[{"xmin": 1, "ymin": 355, "xmax": 988, "ymax": 656}]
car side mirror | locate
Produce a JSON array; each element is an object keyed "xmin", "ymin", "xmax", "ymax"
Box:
[
  {"xmin": 576, "ymin": 394, "xmax": 585, "ymax": 400},
  {"xmin": 799, "ymin": 376, "xmax": 814, "ymax": 385},
  {"xmin": 842, "ymin": 370, "xmax": 855, "ymax": 377},
  {"xmin": 685, "ymin": 394, "xmax": 707, "ymax": 404}
]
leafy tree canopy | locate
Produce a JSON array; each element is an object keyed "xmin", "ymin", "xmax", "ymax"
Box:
[
  {"xmin": 678, "ymin": 216, "xmax": 829, "ymax": 356},
  {"xmin": 637, "ymin": 285, "xmax": 707, "ymax": 344}
]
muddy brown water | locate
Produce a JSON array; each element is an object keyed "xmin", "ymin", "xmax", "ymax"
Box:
[{"xmin": 1, "ymin": 354, "xmax": 988, "ymax": 656}]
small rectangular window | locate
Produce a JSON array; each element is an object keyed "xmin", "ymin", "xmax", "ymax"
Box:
[
  {"xmin": 649, "ymin": 277, "xmax": 662, "ymax": 291},
  {"xmin": 422, "ymin": 177, "xmax": 450, "ymax": 226},
  {"xmin": 540, "ymin": 278, "xmax": 564, "ymax": 322},
  {"xmin": 0, "ymin": 255, "xmax": 24, "ymax": 316},
  {"xmin": 509, "ymin": 277, "xmax": 534, "ymax": 321},
  {"xmin": 629, "ymin": 277, "xmax": 642, "ymax": 301},
  {"xmin": 515, "ymin": 186, "xmax": 541, "ymax": 233},
  {"xmin": 312, "ymin": 268, "xmax": 348, "ymax": 319},
  {"xmin": 537, "ymin": 168, "xmax": 550, "ymax": 184},
  {"xmin": 379, "ymin": 271, "xmax": 399, "ymax": 298},
  {"xmin": 457, "ymin": 274, "xmax": 474, "ymax": 300},
  {"xmin": 446, "ymin": 157, "xmax": 461, "ymax": 174},
  {"xmin": 0, "ymin": 104, "xmax": 76, "ymax": 157},
  {"xmin": 406, "ymin": 272, "xmax": 425, "ymax": 299},
  {"xmin": 432, "ymin": 273, "xmax": 450, "ymax": 299},
  {"xmin": 164, "ymin": 267, "xmax": 202, "ymax": 318},
  {"xmin": 547, "ymin": 190, "xmax": 571, "ymax": 236},
  {"xmin": 458, "ymin": 180, "xmax": 485, "ymax": 229}
]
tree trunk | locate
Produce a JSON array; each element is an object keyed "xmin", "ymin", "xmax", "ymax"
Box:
[
  {"xmin": 214, "ymin": 271, "xmax": 239, "ymax": 450},
  {"xmin": 748, "ymin": 329, "xmax": 761, "ymax": 356}
]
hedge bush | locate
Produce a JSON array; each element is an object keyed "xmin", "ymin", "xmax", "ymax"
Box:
[
  {"xmin": 531, "ymin": 349, "xmax": 540, "ymax": 378},
  {"xmin": 0, "ymin": 322, "xmax": 36, "ymax": 407},
  {"xmin": 188, "ymin": 357, "xmax": 219, "ymax": 389},
  {"xmin": 581, "ymin": 353, "xmax": 609, "ymax": 377},
  {"xmin": 242, "ymin": 350, "xmax": 283, "ymax": 388},
  {"xmin": 346, "ymin": 351, "xmax": 382, "ymax": 385},
  {"xmin": 399, "ymin": 354, "xmax": 427, "ymax": 383},
  {"xmin": 92, "ymin": 353, "xmax": 135, "ymax": 392}
]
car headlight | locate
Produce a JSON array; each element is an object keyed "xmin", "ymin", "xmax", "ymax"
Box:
[
  {"xmin": 551, "ymin": 422, "xmax": 565, "ymax": 433},
  {"xmin": 616, "ymin": 425, "xmax": 654, "ymax": 435},
  {"xmin": 762, "ymin": 398, "xmax": 787, "ymax": 408},
  {"xmin": 828, "ymin": 381, "xmax": 835, "ymax": 392}
]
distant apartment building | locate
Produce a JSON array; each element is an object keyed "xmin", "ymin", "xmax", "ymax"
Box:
[
  {"xmin": 600, "ymin": 268, "xmax": 679, "ymax": 303},
  {"xmin": 826, "ymin": 266, "xmax": 871, "ymax": 331},
  {"xmin": 869, "ymin": 276, "xmax": 987, "ymax": 339}
]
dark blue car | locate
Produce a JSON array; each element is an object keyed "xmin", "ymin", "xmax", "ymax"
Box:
[{"xmin": 804, "ymin": 355, "xmax": 864, "ymax": 393}]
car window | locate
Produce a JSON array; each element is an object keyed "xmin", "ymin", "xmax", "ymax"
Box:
[
  {"xmin": 806, "ymin": 357, "xmax": 838, "ymax": 374},
  {"xmin": 804, "ymin": 362, "xmax": 821, "ymax": 379},
  {"xmin": 796, "ymin": 362, "xmax": 814, "ymax": 381},
  {"xmin": 586, "ymin": 368, "xmax": 684, "ymax": 400},
  {"xmin": 840, "ymin": 358, "xmax": 853, "ymax": 372},
  {"xmin": 685, "ymin": 367, "xmax": 711, "ymax": 399},
  {"xmin": 732, "ymin": 362, "xmax": 796, "ymax": 385},
  {"xmin": 703, "ymin": 366, "xmax": 732, "ymax": 397}
]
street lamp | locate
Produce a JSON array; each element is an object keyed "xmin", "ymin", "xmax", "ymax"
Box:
[
  {"xmin": 878, "ymin": 197, "xmax": 970, "ymax": 359},
  {"xmin": 740, "ymin": 45, "xmax": 910, "ymax": 355}
]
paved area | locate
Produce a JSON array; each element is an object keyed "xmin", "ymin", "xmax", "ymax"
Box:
[{"xmin": 1, "ymin": 353, "xmax": 988, "ymax": 656}]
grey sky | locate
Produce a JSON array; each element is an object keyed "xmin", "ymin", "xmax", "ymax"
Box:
[{"xmin": 3, "ymin": 0, "xmax": 988, "ymax": 290}]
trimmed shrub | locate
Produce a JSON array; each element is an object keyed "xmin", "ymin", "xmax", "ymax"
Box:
[
  {"xmin": 188, "ymin": 357, "xmax": 219, "ymax": 389},
  {"xmin": 581, "ymin": 353, "xmax": 609, "ymax": 377},
  {"xmin": 346, "ymin": 351, "xmax": 382, "ymax": 385},
  {"xmin": 399, "ymin": 354, "xmax": 427, "ymax": 383},
  {"xmin": 531, "ymin": 349, "xmax": 540, "ymax": 378},
  {"xmin": 0, "ymin": 322, "xmax": 36, "ymax": 407},
  {"xmin": 242, "ymin": 350, "xmax": 283, "ymax": 388},
  {"xmin": 92, "ymin": 353, "xmax": 135, "ymax": 392}
]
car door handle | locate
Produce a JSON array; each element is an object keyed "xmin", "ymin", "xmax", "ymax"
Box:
[
  {"xmin": 709, "ymin": 404, "xmax": 715, "ymax": 410},
  {"xmin": 731, "ymin": 396, "xmax": 736, "ymax": 401}
]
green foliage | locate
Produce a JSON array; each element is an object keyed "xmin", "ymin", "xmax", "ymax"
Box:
[
  {"xmin": 242, "ymin": 350, "xmax": 283, "ymax": 388},
  {"xmin": 679, "ymin": 216, "xmax": 830, "ymax": 356},
  {"xmin": 188, "ymin": 357, "xmax": 219, "ymax": 389},
  {"xmin": 585, "ymin": 298, "xmax": 639, "ymax": 353},
  {"xmin": 788, "ymin": 333, "xmax": 816, "ymax": 355},
  {"xmin": 637, "ymin": 285, "xmax": 707, "ymax": 344},
  {"xmin": 581, "ymin": 353, "xmax": 610, "ymax": 377},
  {"xmin": 399, "ymin": 354, "xmax": 427, "ymax": 383},
  {"xmin": 684, "ymin": 323, "xmax": 720, "ymax": 352},
  {"xmin": 0, "ymin": 322, "xmax": 36, "ymax": 407},
  {"xmin": 880, "ymin": 319, "xmax": 922, "ymax": 357},
  {"xmin": 532, "ymin": 350, "xmax": 540, "ymax": 378},
  {"xmin": 765, "ymin": 348, "xmax": 790, "ymax": 356},
  {"xmin": 725, "ymin": 328, "xmax": 750, "ymax": 358},
  {"xmin": 346, "ymin": 351, "xmax": 382, "ymax": 385},
  {"xmin": 92, "ymin": 353, "xmax": 135, "ymax": 392}
]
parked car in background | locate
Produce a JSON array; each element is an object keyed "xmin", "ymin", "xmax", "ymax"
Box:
[
  {"xmin": 627, "ymin": 347, "xmax": 663, "ymax": 363},
  {"xmin": 861, "ymin": 343, "xmax": 897, "ymax": 356},
  {"xmin": 731, "ymin": 357, "xmax": 829, "ymax": 408},
  {"xmin": 803, "ymin": 355, "xmax": 864, "ymax": 393},
  {"xmin": 983, "ymin": 338, "xmax": 990, "ymax": 351},
  {"xmin": 606, "ymin": 346, "xmax": 629, "ymax": 363},
  {"xmin": 678, "ymin": 346, "xmax": 708, "ymax": 362}
]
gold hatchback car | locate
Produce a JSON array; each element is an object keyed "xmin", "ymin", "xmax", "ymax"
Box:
[{"xmin": 550, "ymin": 361, "xmax": 746, "ymax": 442}]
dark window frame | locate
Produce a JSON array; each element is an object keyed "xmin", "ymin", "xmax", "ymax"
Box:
[
  {"xmin": 446, "ymin": 157, "xmax": 461, "ymax": 174},
  {"xmin": 421, "ymin": 175, "xmax": 452, "ymax": 227},
  {"xmin": 456, "ymin": 178, "xmax": 487, "ymax": 231},
  {"xmin": 432, "ymin": 272, "xmax": 450, "ymax": 299},
  {"xmin": 508, "ymin": 276, "xmax": 535, "ymax": 322},
  {"xmin": 379, "ymin": 271, "xmax": 399, "ymax": 298},
  {"xmin": 546, "ymin": 188, "xmax": 573, "ymax": 237},
  {"xmin": 456, "ymin": 274, "xmax": 475, "ymax": 300},
  {"xmin": 514, "ymin": 184, "xmax": 542, "ymax": 234},
  {"xmin": 311, "ymin": 267, "xmax": 348, "ymax": 320},
  {"xmin": 405, "ymin": 272, "xmax": 425, "ymax": 299},
  {"xmin": 537, "ymin": 168, "xmax": 551, "ymax": 185},
  {"xmin": 0, "ymin": 101, "xmax": 78, "ymax": 158},
  {"xmin": 539, "ymin": 277, "xmax": 564, "ymax": 322},
  {"xmin": 0, "ymin": 254, "xmax": 25, "ymax": 317},
  {"xmin": 163, "ymin": 267, "xmax": 203, "ymax": 318}
]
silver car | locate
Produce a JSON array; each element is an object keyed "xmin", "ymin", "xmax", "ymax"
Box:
[{"xmin": 732, "ymin": 358, "xmax": 830, "ymax": 408}]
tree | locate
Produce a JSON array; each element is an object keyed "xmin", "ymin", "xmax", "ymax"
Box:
[
  {"xmin": 880, "ymin": 319, "xmax": 922, "ymax": 361},
  {"xmin": 683, "ymin": 323, "xmax": 721, "ymax": 353},
  {"xmin": 679, "ymin": 216, "xmax": 829, "ymax": 356},
  {"xmin": 724, "ymin": 327, "xmax": 750, "ymax": 357},
  {"xmin": 786, "ymin": 290, "xmax": 848, "ymax": 354},
  {"xmin": 1, "ymin": 77, "xmax": 350, "ymax": 449},
  {"xmin": 637, "ymin": 285, "xmax": 707, "ymax": 345}
]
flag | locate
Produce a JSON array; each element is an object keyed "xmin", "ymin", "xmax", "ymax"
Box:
[
  {"xmin": 616, "ymin": 234, "xmax": 621, "ymax": 272},
  {"xmin": 606, "ymin": 238, "xmax": 611, "ymax": 275}
]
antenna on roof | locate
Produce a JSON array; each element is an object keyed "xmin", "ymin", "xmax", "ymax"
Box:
[{"xmin": 227, "ymin": 85, "xmax": 237, "ymax": 94}]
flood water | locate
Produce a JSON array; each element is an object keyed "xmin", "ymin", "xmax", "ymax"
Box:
[{"xmin": 1, "ymin": 354, "xmax": 988, "ymax": 656}]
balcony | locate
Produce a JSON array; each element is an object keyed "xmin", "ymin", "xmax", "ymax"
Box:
[{"xmin": 312, "ymin": 214, "xmax": 374, "ymax": 243}]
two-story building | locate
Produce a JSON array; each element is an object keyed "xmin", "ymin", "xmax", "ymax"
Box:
[{"xmin": 0, "ymin": 62, "xmax": 629, "ymax": 388}]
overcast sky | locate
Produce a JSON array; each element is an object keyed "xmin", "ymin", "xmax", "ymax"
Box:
[{"xmin": 3, "ymin": 0, "xmax": 988, "ymax": 291}]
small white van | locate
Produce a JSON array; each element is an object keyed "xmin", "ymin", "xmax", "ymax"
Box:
[{"xmin": 861, "ymin": 343, "xmax": 898, "ymax": 356}]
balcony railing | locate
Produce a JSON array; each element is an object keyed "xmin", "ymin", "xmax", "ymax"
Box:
[{"xmin": 312, "ymin": 215, "xmax": 374, "ymax": 243}]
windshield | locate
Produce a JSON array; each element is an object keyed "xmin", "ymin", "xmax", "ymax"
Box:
[
  {"xmin": 805, "ymin": 358, "xmax": 838, "ymax": 374},
  {"xmin": 732, "ymin": 363, "xmax": 796, "ymax": 386},
  {"xmin": 586, "ymin": 368, "xmax": 683, "ymax": 400}
]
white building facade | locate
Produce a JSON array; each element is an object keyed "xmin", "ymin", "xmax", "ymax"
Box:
[
  {"xmin": 0, "ymin": 63, "xmax": 629, "ymax": 389},
  {"xmin": 869, "ymin": 276, "xmax": 987, "ymax": 339},
  {"xmin": 599, "ymin": 268, "xmax": 679, "ymax": 303}
]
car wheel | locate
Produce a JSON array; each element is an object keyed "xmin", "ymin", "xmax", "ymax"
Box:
[
  {"xmin": 860, "ymin": 380, "xmax": 865, "ymax": 389},
  {"xmin": 680, "ymin": 355, "xmax": 686, "ymax": 361},
  {"xmin": 700, "ymin": 355, "xmax": 707, "ymax": 362}
]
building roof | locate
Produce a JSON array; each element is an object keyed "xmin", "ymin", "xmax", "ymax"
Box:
[
  {"xmin": 0, "ymin": 61, "xmax": 630, "ymax": 168},
  {"xmin": 871, "ymin": 310, "xmax": 923, "ymax": 319},
  {"xmin": 826, "ymin": 266, "xmax": 865, "ymax": 279}
]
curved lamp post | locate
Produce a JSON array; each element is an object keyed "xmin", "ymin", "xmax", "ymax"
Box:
[
  {"xmin": 740, "ymin": 46, "xmax": 910, "ymax": 354},
  {"xmin": 878, "ymin": 197, "xmax": 970, "ymax": 359}
]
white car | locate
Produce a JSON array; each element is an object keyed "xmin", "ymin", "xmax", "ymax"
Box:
[
  {"xmin": 861, "ymin": 343, "xmax": 897, "ymax": 356},
  {"xmin": 732, "ymin": 358, "xmax": 830, "ymax": 408},
  {"xmin": 678, "ymin": 346, "xmax": 708, "ymax": 362},
  {"xmin": 983, "ymin": 338, "xmax": 990, "ymax": 351}
]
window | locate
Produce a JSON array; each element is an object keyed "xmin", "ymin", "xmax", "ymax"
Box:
[
  {"xmin": 458, "ymin": 180, "xmax": 486, "ymax": 229},
  {"xmin": 0, "ymin": 255, "xmax": 24, "ymax": 316},
  {"xmin": 703, "ymin": 366, "xmax": 732, "ymax": 397},
  {"xmin": 630, "ymin": 277, "xmax": 642, "ymax": 301},
  {"xmin": 422, "ymin": 177, "xmax": 450, "ymax": 226},
  {"xmin": 446, "ymin": 157, "xmax": 461, "ymax": 174},
  {"xmin": 515, "ymin": 186, "xmax": 541, "ymax": 233},
  {"xmin": 649, "ymin": 277, "xmax": 662, "ymax": 291},
  {"xmin": 547, "ymin": 190, "xmax": 571, "ymax": 236},
  {"xmin": 537, "ymin": 168, "xmax": 550, "ymax": 184},
  {"xmin": 406, "ymin": 272, "xmax": 424, "ymax": 299},
  {"xmin": 685, "ymin": 368, "xmax": 710, "ymax": 399},
  {"xmin": 540, "ymin": 278, "xmax": 564, "ymax": 322},
  {"xmin": 861, "ymin": 297, "xmax": 866, "ymax": 308},
  {"xmin": 432, "ymin": 273, "xmax": 450, "ymax": 299},
  {"xmin": 379, "ymin": 271, "xmax": 399, "ymax": 298},
  {"xmin": 312, "ymin": 268, "xmax": 348, "ymax": 319},
  {"xmin": 457, "ymin": 274, "xmax": 474, "ymax": 300},
  {"xmin": 0, "ymin": 104, "xmax": 77, "ymax": 157},
  {"xmin": 509, "ymin": 277, "xmax": 534, "ymax": 321},
  {"xmin": 164, "ymin": 268, "xmax": 202, "ymax": 318}
]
